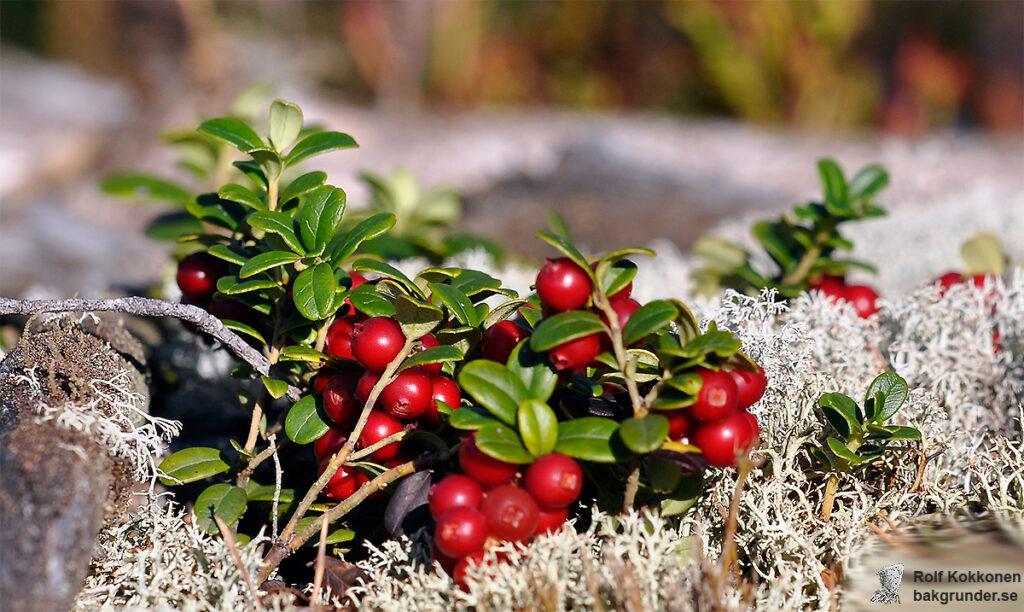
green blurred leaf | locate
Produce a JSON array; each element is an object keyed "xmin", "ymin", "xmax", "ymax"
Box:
[
  {"xmin": 848, "ymin": 164, "xmax": 889, "ymax": 201},
  {"xmin": 218, "ymin": 184, "xmax": 264, "ymax": 210},
  {"xmin": 199, "ymin": 117, "xmax": 265, "ymax": 152},
  {"xmin": 285, "ymin": 395, "xmax": 330, "ymax": 444},
  {"xmin": 284, "ymin": 131, "xmax": 358, "ymax": 166},
  {"xmin": 817, "ymin": 158, "xmax": 848, "ymax": 207},
  {"xmin": 187, "ymin": 194, "xmax": 245, "ymax": 231},
  {"xmin": 269, "ymin": 99, "xmax": 304, "ymax": 151},
  {"xmin": 961, "ymin": 233, "xmax": 1007, "ymax": 276},
  {"xmin": 158, "ymin": 447, "xmax": 231, "ymax": 486},
  {"xmin": 144, "ymin": 212, "xmax": 205, "ymax": 241},
  {"xmin": 517, "ymin": 399, "xmax": 558, "ymax": 457},
  {"xmin": 101, "ymin": 173, "xmax": 191, "ymax": 206},
  {"xmin": 194, "ymin": 484, "xmax": 248, "ymax": 533}
]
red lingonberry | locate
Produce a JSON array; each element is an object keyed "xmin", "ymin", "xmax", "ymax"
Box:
[
  {"xmin": 533, "ymin": 505, "xmax": 569, "ymax": 536},
  {"xmin": 970, "ymin": 273, "xmax": 994, "ymax": 288},
  {"xmin": 422, "ymin": 376, "xmax": 461, "ymax": 429},
  {"xmin": 429, "ymin": 474, "xmax": 484, "ymax": 518},
  {"xmin": 664, "ymin": 408, "xmax": 693, "ymax": 439},
  {"xmin": 313, "ymin": 428, "xmax": 348, "ymax": 462},
  {"xmin": 320, "ymin": 461, "xmax": 368, "ymax": 500},
  {"xmin": 357, "ymin": 410, "xmax": 404, "ymax": 461},
  {"xmin": 176, "ymin": 252, "xmax": 225, "ymax": 300},
  {"xmin": 430, "ymin": 541, "xmax": 458, "ymax": 575},
  {"xmin": 810, "ymin": 274, "xmax": 846, "ymax": 300},
  {"xmin": 417, "ymin": 334, "xmax": 443, "ymax": 376},
  {"xmin": 348, "ymin": 271, "xmax": 368, "ymax": 290},
  {"xmin": 536, "ymin": 257, "xmax": 592, "ymax": 312},
  {"xmin": 935, "ymin": 271, "xmax": 963, "ymax": 295},
  {"xmin": 692, "ymin": 410, "xmax": 756, "ymax": 469},
  {"xmin": 740, "ymin": 410, "xmax": 761, "ymax": 446},
  {"xmin": 452, "ymin": 549, "xmax": 486, "ymax": 589},
  {"xmin": 729, "ymin": 369, "xmax": 767, "ymax": 410},
  {"xmin": 548, "ymin": 333, "xmax": 602, "ymax": 372},
  {"xmin": 603, "ymin": 297, "xmax": 642, "ymax": 330},
  {"xmin": 356, "ymin": 371, "xmax": 380, "ymax": 404},
  {"xmin": 325, "ymin": 316, "xmax": 358, "ymax": 361},
  {"xmin": 350, "ymin": 317, "xmax": 405, "ymax": 373},
  {"xmin": 324, "ymin": 383, "xmax": 360, "ymax": 427},
  {"xmin": 523, "ymin": 453, "xmax": 582, "ymax": 509},
  {"xmin": 689, "ymin": 368, "xmax": 738, "ymax": 423},
  {"xmin": 481, "ymin": 320, "xmax": 529, "ymax": 364},
  {"xmin": 379, "ymin": 367, "xmax": 433, "ymax": 420},
  {"xmin": 459, "ymin": 434, "xmax": 520, "ymax": 486},
  {"xmin": 480, "ymin": 484, "xmax": 539, "ymax": 542},
  {"xmin": 434, "ymin": 506, "xmax": 488, "ymax": 558},
  {"xmin": 843, "ymin": 284, "xmax": 879, "ymax": 318}
]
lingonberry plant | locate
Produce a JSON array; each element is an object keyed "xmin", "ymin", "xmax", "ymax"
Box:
[
  {"xmin": 694, "ymin": 159, "xmax": 889, "ymax": 317},
  {"xmin": 810, "ymin": 372, "xmax": 922, "ymax": 520},
  {"xmin": 108, "ymin": 98, "xmax": 768, "ymax": 586}
]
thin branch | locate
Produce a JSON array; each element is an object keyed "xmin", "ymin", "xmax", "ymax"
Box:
[
  {"xmin": 214, "ymin": 515, "xmax": 265, "ymax": 611},
  {"xmin": 346, "ymin": 425, "xmax": 414, "ymax": 462},
  {"xmin": 0, "ymin": 296, "xmax": 300, "ymax": 401},
  {"xmin": 310, "ymin": 515, "xmax": 329, "ymax": 607}
]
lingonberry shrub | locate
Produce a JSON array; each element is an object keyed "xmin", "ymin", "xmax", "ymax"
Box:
[
  {"xmin": 117, "ymin": 98, "xmax": 766, "ymax": 587},
  {"xmin": 694, "ymin": 159, "xmax": 888, "ymax": 317}
]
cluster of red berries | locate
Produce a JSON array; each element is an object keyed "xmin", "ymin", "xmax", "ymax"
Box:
[
  {"xmin": 311, "ymin": 278, "xmax": 462, "ymax": 500},
  {"xmin": 664, "ymin": 367, "xmax": 765, "ymax": 468},
  {"xmin": 176, "ymin": 252, "xmax": 254, "ymax": 324},
  {"xmin": 809, "ymin": 274, "xmax": 880, "ymax": 319},
  {"xmin": 429, "ymin": 439, "xmax": 583, "ymax": 586}
]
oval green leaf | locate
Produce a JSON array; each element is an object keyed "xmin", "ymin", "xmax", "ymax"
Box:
[
  {"xmin": 285, "ymin": 394, "xmax": 330, "ymax": 444},
  {"xmin": 619, "ymin": 414, "xmax": 669, "ymax": 454},
  {"xmin": 401, "ymin": 345, "xmax": 463, "ymax": 371},
  {"xmin": 299, "ymin": 185, "xmax": 346, "ymax": 251},
  {"xmin": 864, "ymin": 372, "xmax": 908, "ymax": 422},
  {"xmin": 199, "ymin": 117, "xmax": 265, "ymax": 152},
  {"xmin": 449, "ymin": 406, "xmax": 500, "ymax": 430},
  {"xmin": 218, "ymin": 184, "xmax": 264, "ymax": 210},
  {"xmin": 284, "ymin": 131, "xmax": 358, "ymax": 166},
  {"xmin": 517, "ymin": 399, "xmax": 558, "ymax": 458},
  {"xmin": 280, "ymin": 171, "xmax": 327, "ymax": 204},
  {"xmin": 327, "ymin": 213, "xmax": 396, "ymax": 265},
  {"xmin": 101, "ymin": 173, "xmax": 191, "ymax": 206},
  {"xmin": 292, "ymin": 263, "xmax": 338, "ymax": 321},
  {"xmin": 239, "ymin": 250, "xmax": 300, "ymax": 279},
  {"xmin": 269, "ymin": 99, "xmax": 304, "ymax": 151},
  {"xmin": 395, "ymin": 295, "xmax": 443, "ymax": 340},
  {"xmin": 457, "ymin": 360, "xmax": 529, "ymax": 426},
  {"xmin": 530, "ymin": 311, "xmax": 607, "ymax": 352},
  {"xmin": 621, "ymin": 300, "xmax": 678, "ymax": 345},
  {"xmin": 158, "ymin": 447, "xmax": 231, "ymax": 486},
  {"xmin": 507, "ymin": 341, "xmax": 557, "ymax": 402},
  {"xmin": 554, "ymin": 417, "xmax": 627, "ymax": 463},
  {"xmin": 475, "ymin": 424, "xmax": 532, "ymax": 464},
  {"xmin": 193, "ymin": 484, "xmax": 248, "ymax": 533},
  {"xmin": 247, "ymin": 211, "xmax": 304, "ymax": 254}
]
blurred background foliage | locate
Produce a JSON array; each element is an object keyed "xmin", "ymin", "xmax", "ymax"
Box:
[{"xmin": 2, "ymin": 0, "xmax": 1020, "ymax": 135}]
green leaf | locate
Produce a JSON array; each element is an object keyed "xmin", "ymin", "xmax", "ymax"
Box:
[
  {"xmin": 819, "ymin": 393, "xmax": 862, "ymax": 439},
  {"xmin": 961, "ymin": 233, "xmax": 1006, "ymax": 276},
  {"xmin": 482, "ymin": 299, "xmax": 528, "ymax": 329},
  {"xmin": 848, "ymin": 164, "xmax": 889, "ymax": 201},
  {"xmin": 449, "ymin": 269, "xmax": 508, "ymax": 298},
  {"xmin": 660, "ymin": 472, "xmax": 704, "ymax": 516},
  {"xmin": 826, "ymin": 437, "xmax": 867, "ymax": 465},
  {"xmin": 262, "ymin": 376, "xmax": 289, "ymax": 399},
  {"xmin": 299, "ymin": 186, "xmax": 346, "ymax": 251},
  {"xmin": 435, "ymin": 326, "xmax": 481, "ymax": 357},
  {"xmin": 864, "ymin": 372, "xmax": 908, "ymax": 422},
  {"xmin": 187, "ymin": 194, "xmax": 244, "ymax": 231},
  {"xmin": 473, "ymin": 424, "xmax": 532, "ymax": 464},
  {"xmin": 517, "ymin": 399, "xmax": 558, "ymax": 457},
  {"xmin": 530, "ymin": 311, "xmax": 607, "ymax": 352},
  {"xmin": 158, "ymin": 447, "xmax": 230, "ymax": 485},
  {"xmin": 619, "ymin": 414, "xmax": 669, "ymax": 454},
  {"xmin": 284, "ymin": 131, "xmax": 358, "ymax": 166},
  {"xmin": 292, "ymin": 263, "xmax": 338, "ymax": 321},
  {"xmin": 536, "ymin": 231, "xmax": 595, "ymax": 281},
  {"xmin": 285, "ymin": 395, "xmax": 330, "ymax": 444},
  {"xmin": 621, "ymin": 300, "xmax": 677, "ymax": 345},
  {"xmin": 279, "ymin": 345, "xmax": 328, "ymax": 363},
  {"xmin": 678, "ymin": 323, "xmax": 742, "ymax": 358},
  {"xmin": 247, "ymin": 211, "xmax": 304, "ymax": 254},
  {"xmin": 216, "ymin": 275, "xmax": 280, "ymax": 296},
  {"xmin": 449, "ymin": 406, "xmax": 500, "ymax": 430},
  {"xmin": 194, "ymin": 484, "xmax": 248, "ymax": 533},
  {"xmin": 458, "ymin": 361, "xmax": 530, "ymax": 426},
  {"xmin": 402, "ymin": 345, "xmax": 462, "ymax": 371},
  {"xmin": 428, "ymin": 283, "xmax": 478, "ymax": 326},
  {"xmin": 327, "ymin": 213, "xmax": 396, "ymax": 265},
  {"xmin": 222, "ymin": 320, "xmax": 266, "ymax": 344},
  {"xmin": 218, "ymin": 184, "xmax": 264, "ymax": 210},
  {"xmin": 248, "ymin": 148, "xmax": 283, "ymax": 181},
  {"xmin": 199, "ymin": 117, "xmax": 265, "ymax": 151},
  {"xmin": 280, "ymin": 171, "xmax": 327, "ymax": 204},
  {"xmin": 234, "ymin": 160, "xmax": 268, "ymax": 190},
  {"xmin": 507, "ymin": 341, "xmax": 557, "ymax": 402},
  {"xmin": 753, "ymin": 221, "xmax": 796, "ymax": 272},
  {"xmin": 269, "ymin": 99, "xmax": 304, "ymax": 151},
  {"xmin": 395, "ymin": 295, "xmax": 443, "ymax": 339},
  {"xmin": 100, "ymin": 173, "xmax": 191, "ymax": 206},
  {"xmin": 817, "ymin": 158, "xmax": 848, "ymax": 206},
  {"xmin": 348, "ymin": 283, "xmax": 396, "ymax": 317},
  {"xmin": 595, "ymin": 258, "xmax": 639, "ymax": 298},
  {"xmin": 554, "ymin": 417, "xmax": 626, "ymax": 463},
  {"xmin": 144, "ymin": 212, "xmax": 205, "ymax": 241},
  {"xmin": 239, "ymin": 251, "xmax": 300, "ymax": 278},
  {"xmin": 245, "ymin": 481, "xmax": 295, "ymax": 503},
  {"xmin": 353, "ymin": 259, "xmax": 424, "ymax": 298}
]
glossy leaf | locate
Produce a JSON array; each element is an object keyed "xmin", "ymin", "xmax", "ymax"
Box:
[
  {"xmin": 449, "ymin": 406, "xmax": 500, "ymax": 430},
  {"xmin": 269, "ymin": 99, "xmax": 303, "ymax": 151},
  {"xmin": 401, "ymin": 345, "xmax": 462, "ymax": 371},
  {"xmin": 101, "ymin": 173, "xmax": 191, "ymax": 206},
  {"xmin": 327, "ymin": 213, "xmax": 396, "ymax": 265},
  {"xmin": 187, "ymin": 194, "xmax": 244, "ymax": 231},
  {"xmin": 262, "ymin": 376, "xmax": 290, "ymax": 399},
  {"xmin": 348, "ymin": 283, "xmax": 396, "ymax": 317},
  {"xmin": 218, "ymin": 184, "xmax": 264, "ymax": 210},
  {"xmin": 222, "ymin": 320, "xmax": 266, "ymax": 344},
  {"xmin": 428, "ymin": 282, "xmax": 478, "ymax": 326},
  {"xmin": 530, "ymin": 310, "xmax": 607, "ymax": 351},
  {"xmin": 239, "ymin": 251, "xmax": 300, "ymax": 278},
  {"xmin": 395, "ymin": 295, "xmax": 443, "ymax": 339},
  {"xmin": 475, "ymin": 424, "xmax": 532, "ymax": 464},
  {"xmin": 536, "ymin": 230, "xmax": 595, "ymax": 281},
  {"xmin": 158, "ymin": 447, "xmax": 230, "ymax": 485},
  {"xmin": 280, "ymin": 171, "xmax": 327, "ymax": 204},
  {"xmin": 248, "ymin": 148, "xmax": 283, "ymax": 181},
  {"xmin": 517, "ymin": 399, "xmax": 558, "ymax": 457},
  {"xmin": 619, "ymin": 414, "xmax": 669, "ymax": 454},
  {"xmin": 621, "ymin": 300, "xmax": 677, "ymax": 344},
  {"xmin": 279, "ymin": 345, "xmax": 328, "ymax": 363},
  {"xmin": 353, "ymin": 259, "xmax": 424, "ymax": 298},
  {"xmin": 285, "ymin": 394, "xmax": 330, "ymax": 444},
  {"xmin": 483, "ymin": 299, "xmax": 528, "ymax": 329},
  {"xmin": 144, "ymin": 212, "xmax": 205, "ymax": 241},
  {"xmin": 248, "ymin": 211, "xmax": 304, "ymax": 254},
  {"xmin": 458, "ymin": 361, "xmax": 529, "ymax": 426},
  {"xmin": 284, "ymin": 131, "xmax": 358, "ymax": 166},
  {"xmin": 199, "ymin": 117, "xmax": 265, "ymax": 151},
  {"xmin": 819, "ymin": 393, "xmax": 861, "ymax": 439},
  {"xmin": 864, "ymin": 372, "xmax": 908, "ymax": 422},
  {"xmin": 216, "ymin": 275, "xmax": 280, "ymax": 295},
  {"xmin": 554, "ymin": 417, "xmax": 626, "ymax": 463},
  {"xmin": 292, "ymin": 263, "xmax": 338, "ymax": 321},
  {"xmin": 595, "ymin": 257, "xmax": 639, "ymax": 298},
  {"xmin": 194, "ymin": 484, "xmax": 248, "ymax": 533},
  {"xmin": 507, "ymin": 341, "xmax": 558, "ymax": 402},
  {"xmin": 827, "ymin": 437, "xmax": 867, "ymax": 465},
  {"xmin": 299, "ymin": 186, "xmax": 346, "ymax": 251}
]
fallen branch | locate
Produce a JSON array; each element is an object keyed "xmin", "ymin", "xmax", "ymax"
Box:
[{"xmin": 0, "ymin": 296, "xmax": 300, "ymax": 401}]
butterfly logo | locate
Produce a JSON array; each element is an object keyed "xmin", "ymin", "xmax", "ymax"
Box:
[{"xmin": 870, "ymin": 563, "xmax": 904, "ymax": 604}]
